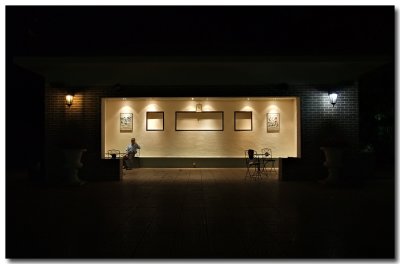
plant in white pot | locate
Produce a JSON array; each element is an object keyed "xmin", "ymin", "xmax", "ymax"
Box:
[
  {"xmin": 59, "ymin": 123, "xmax": 87, "ymax": 186},
  {"xmin": 318, "ymin": 121, "xmax": 349, "ymax": 185}
]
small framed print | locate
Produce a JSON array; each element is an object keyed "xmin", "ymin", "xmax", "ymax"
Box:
[
  {"xmin": 267, "ymin": 113, "xmax": 280, "ymax": 133},
  {"xmin": 196, "ymin": 104, "xmax": 202, "ymax": 112},
  {"xmin": 120, "ymin": 113, "xmax": 133, "ymax": 131}
]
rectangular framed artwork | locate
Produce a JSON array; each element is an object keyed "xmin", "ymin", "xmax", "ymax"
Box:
[
  {"xmin": 120, "ymin": 113, "xmax": 133, "ymax": 131},
  {"xmin": 175, "ymin": 111, "xmax": 224, "ymax": 131},
  {"xmin": 267, "ymin": 113, "xmax": 280, "ymax": 133},
  {"xmin": 234, "ymin": 111, "xmax": 252, "ymax": 131},
  {"xmin": 146, "ymin": 111, "xmax": 164, "ymax": 131}
]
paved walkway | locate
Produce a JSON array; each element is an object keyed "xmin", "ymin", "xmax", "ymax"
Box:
[{"xmin": 6, "ymin": 168, "xmax": 395, "ymax": 259}]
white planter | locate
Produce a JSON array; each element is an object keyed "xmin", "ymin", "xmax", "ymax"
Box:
[
  {"xmin": 63, "ymin": 148, "xmax": 87, "ymax": 186},
  {"xmin": 320, "ymin": 147, "xmax": 344, "ymax": 184}
]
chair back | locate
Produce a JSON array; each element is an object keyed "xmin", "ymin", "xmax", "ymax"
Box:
[
  {"xmin": 107, "ymin": 149, "xmax": 120, "ymax": 159},
  {"xmin": 261, "ymin": 148, "xmax": 272, "ymax": 158},
  {"xmin": 248, "ymin": 149, "xmax": 255, "ymax": 159},
  {"xmin": 245, "ymin": 149, "xmax": 258, "ymax": 164}
]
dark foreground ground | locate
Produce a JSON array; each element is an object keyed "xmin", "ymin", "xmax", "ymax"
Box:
[{"xmin": 6, "ymin": 168, "xmax": 395, "ymax": 259}]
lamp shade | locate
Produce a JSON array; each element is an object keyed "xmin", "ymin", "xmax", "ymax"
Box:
[
  {"xmin": 66, "ymin": 94, "xmax": 74, "ymax": 107},
  {"xmin": 328, "ymin": 92, "xmax": 337, "ymax": 107}
]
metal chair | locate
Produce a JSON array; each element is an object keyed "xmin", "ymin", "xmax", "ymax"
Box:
[
  {"xmin": 107, "ymin": 149, "xmax": 121, "ymax": 159},
  {"xmin": 260, "ymin": 147, "xmax": 276, "ymax": 176},
  {"xmin": 245, "ymin": 149, "xmax": 261, "ymax": 179}
]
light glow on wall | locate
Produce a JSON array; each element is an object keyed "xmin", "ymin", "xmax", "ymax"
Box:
[
  {"xmin": 120, "ymin": 105, "xmax": 133, "ymax": 113},
  {"xmin": 145, "ymin": 103, "xmax": 160, "ymax": 112}
]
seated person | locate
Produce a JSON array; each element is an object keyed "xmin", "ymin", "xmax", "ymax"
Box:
[{"xmin": 123, "ymin": 137, "xmax": 141, "ymax": 169}]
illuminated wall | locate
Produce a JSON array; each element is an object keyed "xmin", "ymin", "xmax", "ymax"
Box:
[{"xmin": 102, "ymin": 97, "xmax": 300, "ymax": 158}]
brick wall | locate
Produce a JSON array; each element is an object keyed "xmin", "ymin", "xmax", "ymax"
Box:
[
  {"xmin": 291, "ymin": 84, "xmax": 359, "ymax": 179},
  {"xmin": 45, "ymin": 84, "xmax": 359, "ymax": 181}
]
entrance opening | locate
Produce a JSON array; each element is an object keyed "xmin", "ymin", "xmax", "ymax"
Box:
[{"xmin": 101, "ymin": 97, "xmax": 301, "ymax": 169}]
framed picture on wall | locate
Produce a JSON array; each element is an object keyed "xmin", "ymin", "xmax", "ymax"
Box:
[
  {"xmin": 175, "ymin": 111, "xmax": 224, "ymax": 131},
  {"xmin": 234, "ymin": 111, "xmax": 253, "ymax": 131},
  {"xmin": 120, "ymin": 113, "xmax": 133, "ymax": 131},
  {"xmin": 196, "ymin": 104, "xmax": 202, "ymax": 112},
  {"xmin": 146, "ymin": 111, "xmax": 164, "ymax": 131},
  {"xmin": 267, "ymin": 113, "xmax": 280, "ymax": 132}
]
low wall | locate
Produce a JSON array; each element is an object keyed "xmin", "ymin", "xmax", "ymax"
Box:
[{"xmin": 137, "ymin": 157, "xmax": 280, "ymax": 169}]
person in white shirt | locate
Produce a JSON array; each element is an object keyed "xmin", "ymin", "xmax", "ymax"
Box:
[{"xmin": 123, "ymin": 138, "xmax": 141, "ymax": 169}]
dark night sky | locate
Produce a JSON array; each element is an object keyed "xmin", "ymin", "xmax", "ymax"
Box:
[{"xmin": 6, "ymin": 5, "xmax": 394, "ymax": 58}]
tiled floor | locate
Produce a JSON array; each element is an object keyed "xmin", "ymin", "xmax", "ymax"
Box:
[{"xmin": 6, "ymin": 168, "xmax": 395, "ymax": 259}]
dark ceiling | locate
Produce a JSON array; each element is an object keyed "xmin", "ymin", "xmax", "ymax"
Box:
[{"xmin": 6, "ymin": 6, "xmax": 395, "ymax": 58}]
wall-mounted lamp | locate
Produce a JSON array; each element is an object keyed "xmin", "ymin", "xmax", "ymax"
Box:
[
  {"xmin": 328, "ymin": 92, "xmax": 338, "ymax": 107},
  {"xmin": 66, "ymin": 94, "xmax": 74, "ymax": 107}
]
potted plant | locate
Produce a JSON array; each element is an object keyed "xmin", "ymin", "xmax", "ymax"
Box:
[
  {"xmin": 318, "ymin": 121, "xmax": 349, "ymax": 184},
  {"xmin": 359, "ymin": 143, "xmax": 376, "ymax": 179},
  {"xmin": 59, "ymin": 121, "xmax": 88, "ymax": 186}
]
